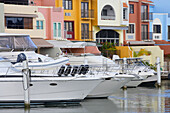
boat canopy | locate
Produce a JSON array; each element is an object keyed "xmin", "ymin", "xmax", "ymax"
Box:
[{"xmin": 0, "ymin": 33, "xmax": 37, "ymax": 51}]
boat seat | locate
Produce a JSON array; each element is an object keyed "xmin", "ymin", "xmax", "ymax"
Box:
[
  {"xmin": 71, "ymin": 66, "xmax": 78, "ymax": 76},
  {"xmin": 64, "ymin": 65, "xmax": 72, "ymax": 76},
  {"xmin": 58, "ymin": 65, "xmax": 65, "ymax": 76},
  {"xmin": 77, "ymin": 65, "xmax": 85, "ymax": 75},
  {"xmin": 82, "ymin": 65, "xmax": 89, "ymax": 75}
]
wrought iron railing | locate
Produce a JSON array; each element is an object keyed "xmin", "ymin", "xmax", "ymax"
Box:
[
  {"xmin": 81, "ymin": 9, "xmax": 94, "ymax": 18},
  {"xmin": 81, "ymin": 31, "xmax": 93, "ymax": 40},
  {"xmin": 141, "ymin": 32, "xmax": 153, "ymax": 40},
  {"xmin": 141, "ymin": 12, "xmax": 153, "ymax": 21}
]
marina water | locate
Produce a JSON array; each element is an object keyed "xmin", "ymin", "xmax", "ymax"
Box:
[{"xmin": 0, "ymin": 80, "xmax": 169, "ymax": 113}]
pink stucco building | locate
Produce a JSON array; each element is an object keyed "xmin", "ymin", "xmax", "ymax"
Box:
[{"xmin": 30, "ymin": 0, "xmax": 64, "ymax": 40}]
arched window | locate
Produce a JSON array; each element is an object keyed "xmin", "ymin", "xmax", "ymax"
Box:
[
  {"xmin": 96, "ymin": 30, "xmax": 119, "ymax": 45},
  {"xmin": 101, "ymin": 5, "xmax": 115, "ymax": 20}
]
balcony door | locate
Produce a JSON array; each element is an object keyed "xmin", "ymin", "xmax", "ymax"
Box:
[
  {"xmin": 141, "ymin": 5, "xmax": 148, "ymax": 20},
  {"xmin": 141, "ymin": 25, "xmax": 148, "ymax": 40},
  {"xmin": 64, "ymin": 21, "xmax": 74, "ymax": 39},
  {"xmin": 81, "ymin": 2, "xmax": 89, "ymax": 18},
  {"xmin": 81, "ymin": 23, "xmax": 89, "ymax": 39}
]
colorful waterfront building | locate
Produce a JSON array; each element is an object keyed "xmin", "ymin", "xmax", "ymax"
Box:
[
  {"xmin": 123, "ymin": 0, "xmax": 154, "ymax": 46},
  {"xmin": 0, "ymin": 0, "xmax": 66, "ymax": 53},
  {"xmin": 55, "ymin": 0, "xmax": 129, "ymax": 45},
  {"xmin": 149, "ymin": 0, "xmax": 170, "ymax": 57},
  {"xmin": 121, "ymin": 0, "xmax": 164, "ymax": 66},
  {"xmin": 32, "ymin": 0, "xmax": 65, "ymax": 41}
]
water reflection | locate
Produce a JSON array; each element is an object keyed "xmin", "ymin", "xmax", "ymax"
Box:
[
  {"xmin": 110, "ymin": 80, "xmax": 170, "ymax": 113},
  {"xmin": 0, "ymin": 80, "xmax": 169, "ymax": 113}
]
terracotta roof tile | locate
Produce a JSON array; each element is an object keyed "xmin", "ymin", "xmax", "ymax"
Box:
[
  {"xmin": 123, "ymin": 3, "xmax": 128, "ymax": 8},
  {"xmin": 154, "ymin": 40, "xmax": 170, "ymax": 44},
  {"xmin": 159, "ymin": 45, "xmax": 170, "ymax": 55}
]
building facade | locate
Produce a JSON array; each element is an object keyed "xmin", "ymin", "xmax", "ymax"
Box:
[
  {"xmin": 55, "ymin": 0, "xmax": 129, "ymax": 45},
  {"xmin": 93, "ymin": 0, "xmax": 129, "ymax": 45},
  {"xmin": 56, "ymin": 0, "xmax": 94, "ymax": 41},
  {"xmin": 124, "ymin": 0, "xmax": 153, "ymax": 46}
]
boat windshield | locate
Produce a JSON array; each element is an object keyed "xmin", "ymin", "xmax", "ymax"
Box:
[{"xmin": 0, "ymin": 35, "xmax": 37, "ymax": 51}]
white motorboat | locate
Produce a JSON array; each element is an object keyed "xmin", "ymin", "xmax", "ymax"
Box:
[
  {"xmin": 113, "ymin": 57, "xmax": 157, "ymax": 87},
  {"xmin": 0, "ymin": 76, "xmax": 102, "ymax": 103},
  {"xmin": 0, "ymin": 57, "xmax": 103, "ymax": 103},
  {"xmin": 68, "ymin": 54, "xmax": 156, "ymax": 87}
]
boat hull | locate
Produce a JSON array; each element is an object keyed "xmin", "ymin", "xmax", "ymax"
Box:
[
  {"xmin": 87, "ymin": 76, "xmax": 133, "ymax": 98},
  {"xmin": 0, "ymin": 77, "xmax": 101, "ymax": 103}
]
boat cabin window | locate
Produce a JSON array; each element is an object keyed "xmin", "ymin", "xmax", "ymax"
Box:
[{"xmin": 0, "ymin": 35, "xmax": 37, "ymax": 51}]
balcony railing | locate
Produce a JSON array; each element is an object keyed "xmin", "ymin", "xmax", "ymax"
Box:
[
  {"xmin": 101, "ymin": 15, "xmax": 115, "ymax": 20},
  {"xmin": 141, "ymin": 12, "xmax": 153, "ymax": 21},
  {"xmin": 64, "ymin": 30, "xmax": 74, "ymax": 39},
  {"xmin": 81, "ymin": 9, "xmax": 94, "ymax": 19},
  {"xmin": 141, "ymin": 32, "xmax": 153, "ymax": 40},
  {"xmin": 81, "ymin": 31, "xmax": 93, "ymax": 40}
]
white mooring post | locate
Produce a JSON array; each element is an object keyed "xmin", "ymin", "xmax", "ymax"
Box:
[
  {"xmin": 123, "ymin": 58, "xmax": 127, "ymax": 73},
  {"xmin": 22, "ymin": 60, "xmax": 30, "ymax": 109},
  {"xmin": 156, "ymin": 57, "xmax": 161, "ymax": 87}
]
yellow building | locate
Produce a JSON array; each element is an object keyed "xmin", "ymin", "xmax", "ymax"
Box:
[
  {"xmin": 56, "ymin": 0, "xmax": 94, "ymax": 41},
  {"xmin": 55, "ymin": 0, "xmax": 129, "ymax": 44}
]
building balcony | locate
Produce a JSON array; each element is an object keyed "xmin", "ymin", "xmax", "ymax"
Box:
[
  {"xmin": 101, "ymin": 15, "xmax": 115, "ymax": 20},
  {"xmin": 81, "ymin": 9, "xmax": 94, "ymax": 19},
  {"xmin": 64, "ymin": 30, "xmax": 74, "ymax": 39},
  {"xmin": 141, "ymin": 12, "xmax": 153, "ymax": 22},
  {"xmin": 141, "ymin": 32, "xmax": 153, "ymax": 41},
  {"xmin": 81, "ymin": 31, "xmax": 93, "ymax": 41}
]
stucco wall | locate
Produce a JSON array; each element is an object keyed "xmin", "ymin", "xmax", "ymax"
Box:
[
  {"xmin": 98, "ymin": 0, "xmax": 121, "ymax": 26},
  {"xmin": 0, "ymin": 3, "xmax": 5, "ymax": 33},
  {"xmin": 38, "ymin": 6, "xmax": 64, "ymax": 40},
  {"xmin": 150, "ymin": 13, "xmax": 168, "ymax": 41},
  {"xmin": 3, "ymin": 4, "xmax": 46, "ymax": 39},
  {"xmin": 131, "ymin": 46, "xmax": 164, "ymax": 66}
]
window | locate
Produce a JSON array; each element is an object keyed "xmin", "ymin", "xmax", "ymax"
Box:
[
  {"xmin": 101, "ymin": 5, "xmax": 115, "ymax": 20},
  {"xmin": 5, "ymin": 17, "xmax": 33, "ymax": 29},
  {"xmin": 168, "ymin": 26, "xmax": 170, "ymax": 40},
  {"xmin": 123, "ymin": 8, "xmax": 128, "ymax": 20},
  {"xmin": 64, "ymin": 21, "xmax": 73, "ymax": 31},
  {"xmin": 53, "ymin": 23, "xmax": 57, "ymax": 37},
  {"xmin": 141, "ymin": 5, "xmax": 148, "ymax": 20},
  {"xmin": 127, "ymin": 24, "xmax": 134, "ymax": 33},
  {"xmin": 63, "ymin": 0, "xmax": 72, "ymax": 10},
  {"xmin": 64, "ymin": 21, "xmax": 74, "ymax": 39},
  {"xmin": 81, "ymin": 2, "xmax": 89, "ymax": 18},
  {"xmin": 153, "ymin": 25, "xmax": 161, "ymax": 33},
  {"xmin": 36, "ymin": 20, "xmax": 43, "ymax": 29},
  {"xmin": 141, "ymin": 24, "xmax": 148, "ymax": 40},
  {"xmin": 58, "ymin": 23, "xmax": 61, "ymax": 37},
  {"xmin": 81, "ymin": 23, "xmax": 89, "ymax": 39},
  {"xmin": 53, "ymin": 22, "xmax": 61, "ymax": 38},
  {"xmin": 129, "ymin": 4, "xmax": 134, "ymax": 14},
  {"xmin": 0, "ymin": 0, "xmax": 28, "ymax": 5}
]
